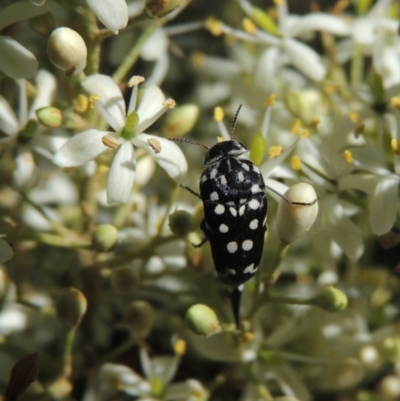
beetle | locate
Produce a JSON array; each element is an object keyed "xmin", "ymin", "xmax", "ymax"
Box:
[{"xmin": 173, "ymin": 105, "xmax": 316, "ymax": 327}]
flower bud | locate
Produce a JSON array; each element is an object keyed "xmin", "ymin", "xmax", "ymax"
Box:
[
  {"xmin": 276, "ymin": 183, "xmax": 318, "ymax": 244},
  {"xmin": 36, "ymin": 107, "xmax": 63, "ymax": 128},
  {"xmin": 124, "ymin": 301, "xmax": 155, "ymax": 339},
  {"xmin": 250, "ymin": 131, "xmax": 266, "ymax": 165},
  {"xmin": 378, "ymin": 375, "xmax": 400, "ymax": 400},
  {"xmin": 163, "ymin": 104, "xmax": 199, "ymax": 137},
  {"xmin": 382, "ymin": 336, "xmax": 400, "ymax": 363},
  {"xmin": 47, "ymin": 28, "xmax": 87, "ymax": 77},
  {"xmin": 110, "ymin": 266, "xmax": 140, "ymax": 294},
  {"xmin": 92, "ymin": 224, "xmax": 118, "ymax": 252},
  {"xmin": 185, "ymin": 304, "xmax": 221, "ymax": 336},
  {"xmin": 145, "ymin": 0, "xmax": 181, "ymax": 18},
  {"xmin": 169, "ymin": 210, "xmax": 195, "ymax": 236},
  {"xmin": 55, "ymin": 288, "xmax": 87, "ymax": 327},
  {"xmin": 314, "ymin": 286, "xmax": 347, "ymax": 312}
]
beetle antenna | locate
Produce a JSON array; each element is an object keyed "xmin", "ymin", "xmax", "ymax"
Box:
[
  {"xmin": 169, "ymin": 138, "xmax": 209, "ymax": 150},
  {"xmin": 229, "ymin": 104, "xmax": 242, "ymax": 139}
]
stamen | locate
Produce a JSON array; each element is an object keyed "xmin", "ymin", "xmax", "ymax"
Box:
[
  {"xmin": 348, "ymin": 111, "xmax": 359, "ymax": 123},
  {"xmin": 269, "ymin": 145, "xmax": 283, "ymax": 158},
  {"xmin": 391, "ymin": 138, "xmax": 400, "ymax": 155},
  {"xmin": 299, "ymin": 129, "xmax": 310, "ymax": 138},
  {"xmin": 148, "ymin": 138, "xmax": 162, "ymax": 153},
  {"xmin": 354, "ymin": 124, "xmax": 365, "ymax": 137},
  {"xmin": 290, "ymin": 155, "xmax": 302, "ymax": 170},
  {"xmin": 163, "ymin": 98, "xmax": 176, "ymax": 108},
  {"xmin": 291, "ymin": 118, "xmax": 302, "ymax": 134},
  {"xmin": 89, "ymin": 95, "xmax": 100, "ymax": 108},
  {"xmin": 265, "ymin": 94, "xmax": 276, "ymax": 106},
  {"xmin": 310, "ymin": 117, "xmax": 320, "ymax": 129},
  {"xmin": 204, "ymin": 17, "xmax": 224, "ymax": 36},
  {"xmin": 102, "ymin": 135, "xmax": 119, "ymax": 150},
  {"xmin": 390, "ymin": 97, "xmax": 400, "ymax": 110},
  {"xmin": 75, "ymin": 94, "xmax": 89, "ymax": 113},
  {"xmin": 343, "ymin": 149, "xmax": 353, "ymax": 163},
  {"xmin": 128, "ymin": 76, "xmax": 145, "ymax": 87},
  {"xmin": 173, "ymin": 339, "xmax": 186, "ymax": 356},
  {"xmin": 191, "ymin": 52, "xmax": 205, "ymax": 67},
  {"xmin": 214, "ymin": 107, "xmax": 224, "ymax": 122},
  {"xmin": 242, "ymin": 18, "xmax": 257, "ymax": 34}
]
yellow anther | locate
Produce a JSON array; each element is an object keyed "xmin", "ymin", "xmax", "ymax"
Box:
[
  {"xmin": 273, "ymin": 0, "xmax": 284, "ymax": 5},
  {"xmin": 242, "ymin": 18, "xmax": 257, "ymax": 34},
  {"xmin": 290, "ymin": 155, "xmax": 302, "ymax": 170},
  {"xmin": 191, "ymin": 389, "xmax": 202, "ymax": 398},
  {"xmin": 323, "ymin": 83, "xmax": 337, "ymax": 95},
  {"xmin": 102, "ymin": 135, "xmax": 119, "ymax": 150},
  {"xmin": 291, "ymin": 118, "xmax": 302, "ymax": 134},
  {"xmin": 128, "ymin": 75, "xmax": 145, "ymax": 87},
  {"xmin": 63, "ymin": 167, "xmax": 74, "ymax": 173},
  {"xmin": 354, "ymin": 123, "xmax": 365, "ymax": 137},
  {"xmin": 299, "ymin": 128, "xmax": 310, "ymax": 138},
  {"xmin": 148, "ymin": 138, "xmax": 162, "ymax": 154},
  {"xmin": 163, "ymin": 98, "xmax": 176, "ymax": 108},
  {"xmin": 214, "ymin": 107, "xmax": 224, "ymax": 122},
  {"xmin": 390, "ymin": 96, "xmax": 400, "ymax": 110},
  {"xmin": 75, "ymin": 94, "xmax": 89, "ymax": 113},
  {"xmin": 269, "ymin": 145, "xmax": 283, "ymax": 158},
  {"xmin": 217, "ymin": 136, "xmax": 224, "ymax": 143},
  {"xmin": 348, "ymin": 111, "xmax": 359, "ymax": 123},
  {"xmin": 265, "ymin": 94, "xmax": 277, "ymax": 106},
  {"xmin": 238, "ymin": 331, "xmax": 255, "ymax": 343},
  {"xmin": 191, "ymin": 52, "xmax": 205, "ymax": 67},
  {"xmin": 174, "ymin": 339, "xmax": 186, "ymax": 356},
  {"xmin": 88, "ymin": 95, "xmax": 100, "ymax": 109},
  {"xmin": 310, "ymin": 117, "xmax": 320, "ymax": 129},
  {"xmin": 204, "ymin": 16, "xmax": 224, "ymax": 36},
  {"xmin": 343, "ymin": 149, "xmax": 353, "ymax": 163},
  {"xmin": 391, "ymin": 138, "xmax": 400, "ymax": 155}
]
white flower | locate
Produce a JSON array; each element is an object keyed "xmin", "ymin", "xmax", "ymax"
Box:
[
  {"xmin": 53, "ymin": 74, "xmax": 188, "ymax": 204},
  {"xmin": 86, "ymin": 0, "xmax": 128, "ymax": 35},
  {"xmin": 96, "ymin": 346, "xmax": 208, "ymax": 401},
  {"xmin": 0, "ymin": 69, "xmax": 56, "ymax": 189}
]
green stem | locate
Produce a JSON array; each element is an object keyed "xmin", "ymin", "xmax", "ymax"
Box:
[
  {"xmin": 100, "ymin": 337, "xmax": 137, "ymax": 363},
  {"xmin": 34, "ymin": 233, "xmax": 91, "ymax": 248},
  {"xmin": 243, "ymin": 364, "xmax": 273, "ymax": 401},
  {"xmin": 350, "ymin": 43, "xmax": 363, "ymax": 89},
  {"xmin": 112, "ymin": 20, "xmax": 162, "ymax": 84},
  {"xmin": 62, "ymin": 327, "xmax": 76, "ymax": 378},
  {"xmin": 267, "ymin": 294, "xmax": 316, "ymax": 306}
]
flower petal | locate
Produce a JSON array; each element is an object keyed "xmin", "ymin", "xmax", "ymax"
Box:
[
  {"xmin": 0, "ymin": 95, "xmax": 19, "ymax": 136},
  {"xmin": 86, "ymin": 0, "xmax": 128, "ymax": 35},
  {"xmin": 82, "ymin": 74, "xmax": 126, "ymax": 132},
  {"xmin": 28, "ymin": 70, "xmax": 56, "ymax": 119},
  {"xmin": 286, "ymin": 13, "xmax": 350, "ymax": 38},
  {"xmin": 0, "ymin": 36, "xmax": 38, "ymax": 79},
  {"xmin": 0, "ymin": 239, "xmax": 14, "ymax": 263},
  {"xmin": 13, "ymin": 148, "xmax": 38, "ymax": 189},
  {"xmin": 283, "ymin": 38, "xmax": 326, "ymax": 81},
  {"xmin": 132, "ymin": 134, "xmax": 187, "ymax": 183},
  {"xmin": 136, "ymin": 86, "xmax": 165, "ymax": 132},
  {"xmin": 140, "ymin": 29, "xmax": 168, "ymax": 61},
  {"xmin": 107, "ymin": 141, "xmax": 136, "ymax": 204},
  {"xmin": 370, "ymin": 176, "xmax": 399, "ymax": 235},
  {"xmin": 0, "ymin": 0, "xmax": 59, "ymax": 30},
  {"xmin": 53, "ymin": 129, "xmax": 109, "ymax": 167}
]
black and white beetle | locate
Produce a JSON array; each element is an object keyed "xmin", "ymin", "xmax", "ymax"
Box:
[{"xmin": 172, "ymin": 105, "xmax": 316, "ymax": 327}]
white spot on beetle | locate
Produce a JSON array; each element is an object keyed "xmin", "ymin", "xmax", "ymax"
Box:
[
  {"xmin": 242, "ymin": 239, "xmax": 253, "ymax": 251},
  {"xmin": 210, "ymin": 168, "xmax": 218, "ymax": 179},
  {"xmin": 242, "ymin": 163, "xmax": 250, "ymax": 171},
  {"xmin": 239, "ymin": 205, "xmax": 245, "ymax": 216},
  {"xmin": 215, "ymin": 204, "xmax": 225, "ymax": 214},
  {"xmin": 210, "ymin": 191, "xmax": 219, "ymax": 201},
  {"xmin": 249, "ymin": 219, "xmax": 258, "ymax": 229},
  {"xmin": 229, "ymin": 207, "xmax": 237, "ymax": 217},
  {"xmin": 251, "ymin": 184, "xmax": 260, "ymax": 193},
  {"xmin": 244, "ymin": 264, "xmax": 257, "ymax": 274},
  {"xmin": 220, "ymin": 175, "xmax": 227, "ymax": 185},
  {"xmin": 237, "ymin": 171, "xmax": 244, "ymax": 182},
  {"xmin": 201, "ymin": 174, "xmax": 207, "ymax": 183},
  {"xmin": 227, "ymin": 241, "xmax": 238, "ymax": 253},
  {"xmin": 248, "ymin": 199, "xmax": 260, "ymax": 210},
  {"xmin": 219, "ymin": 224, "xmax": 229, "ymax": 233}
]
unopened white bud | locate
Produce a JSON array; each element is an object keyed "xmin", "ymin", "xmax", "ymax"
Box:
[
  {"xmin": 47, "ymin": 28, "xmax": 87, "ymax": 77},
  {"xmin": 276, "ymin": 183, "xmax": 318, "ymax": 244}
]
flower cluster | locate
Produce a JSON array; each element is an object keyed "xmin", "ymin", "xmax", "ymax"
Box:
[{"xmin": 0, "ymin": 0, "xmax": 399, "ymax": 401}]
